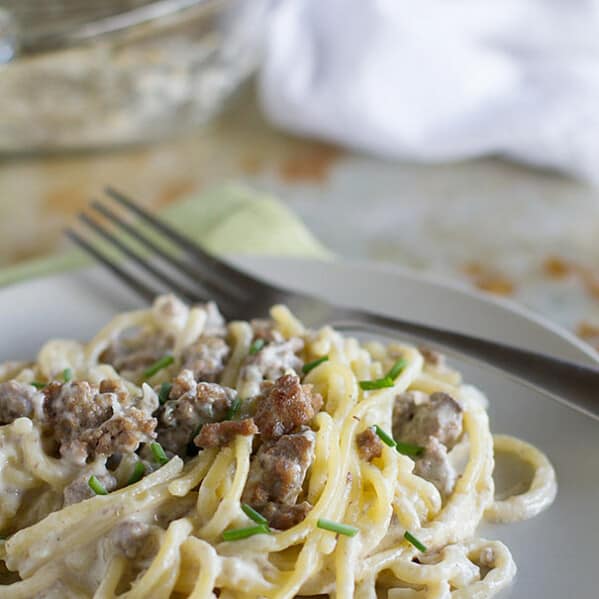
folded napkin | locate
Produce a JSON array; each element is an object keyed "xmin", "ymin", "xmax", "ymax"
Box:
[
  {"xmin": 0, "ymin": 184, "xmax": 329, "ymax": 288},
  {"xmin": 259, "ymin": 0, "xmax": 599, "ymax": 183}
]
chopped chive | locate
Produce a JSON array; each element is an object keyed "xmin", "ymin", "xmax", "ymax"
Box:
[
  {"xmin": 88, "ymin": 475, "xmax": 108, "ymax": 496},
  {"xmin": 227, "ymin": 398, "xmax": 242, "ymax": 420},
  {"xmin": 150, "ymin": 442, "xmax": 169, "ymax": 465},
  {"xmin": 395, "ymin": 441, "xmax": 425, "ymax": 457},
  {"xmin": 143, "ymin": 355, "xmax": 174, "ymax": 379},
  {"xmin": 248, "ymin": 339, "xmax": 265, "ymax": 355},
  {"xmin": 404, "ymin": 530, "xmax": 427, "ymax": 552},
  {"xmin": 241, "ymin": 503, "xmax": 269, "ymax": 526},
  {"xmin": 62, "ymin": 368, "xmax": 73, "ymax": 382},
  {"xmin": 158, "ymin": 382, "xmax": 172, "ymax": 405},
  {"xmin": 386, "ymin": 358, "xmax": 407, "ymax": 381},
  {"xmin": 359, "ymin": 376, "xmax": 394, "ymax": 391},
  {"xmin": 317, "ymin": 518, "xmax": 359, "ymax": 537},
  {"xmin": 127, "ymin": 461, "xmax": 145, "ymax": 485},
  {"xmin": 222, "ymin": 524, "xmax": 269, "ymax": 541},
  {"xmin": 30, "ymin": 381, "xmax": 46, "ymax": 389},
  {"xmin": 302, "ymin": 355, "xmax": 329, "ymax": 374},
  {"xmin": 373, "ymin": 425, "xmax": 396, "ymax": 448}
]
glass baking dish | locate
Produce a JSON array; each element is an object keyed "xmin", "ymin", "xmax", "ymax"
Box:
[{"xmin": 0, "ymin": 0, "xmax": 269, "ymax": 153}]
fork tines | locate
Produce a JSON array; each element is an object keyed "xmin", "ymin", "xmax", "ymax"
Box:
[{"xmin": 66, "ymin": 187, "xmax": 265, "ymax": 314}]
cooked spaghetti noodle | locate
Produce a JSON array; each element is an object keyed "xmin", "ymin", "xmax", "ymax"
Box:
[{"xmin": 0, "ymin": 295, "xmax": 556, "ymax": 598}]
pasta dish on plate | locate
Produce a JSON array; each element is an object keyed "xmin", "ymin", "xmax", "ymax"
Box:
[{"xmin": 0, "ymin": 295, "xmax": 557, "ymax": 598}]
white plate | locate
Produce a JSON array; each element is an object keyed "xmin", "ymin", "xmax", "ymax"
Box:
[{"xmin": 1, "ymin": 257, "xmax": 598, "ymax": 598}]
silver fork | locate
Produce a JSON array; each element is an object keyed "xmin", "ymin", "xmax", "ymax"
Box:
[{"xmin": 66, "ymin": 187, "xmax": 599, "ymax": 419}]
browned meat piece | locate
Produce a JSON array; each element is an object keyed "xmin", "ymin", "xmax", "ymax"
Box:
[
  {"xmin": 169, "ymin": 368, "xmax": 196, "ymax": 399},
  {"xmin": 99, "ymin": 326, "xmax": 174, "ymax": 379},
  {"xmin": 44, "ymin": 381, "xmax": 114, "ymax": 443},
  {"xmin": 156, "ymin": 376, "xmax": 237, "ymax": 455},
  {"xmin": 392, "ymin": 391, "xmax": 463, "ymax": 450},
  {"xmin": 240, "ymin": 337, "xmax": 304, "ymax": 384},
  {"xmin": 418, "ymin": 347, "xmax": 447, "ymax": 369},
  {"xmin": 356, "ymin": 426, "xmax": 383, "ymax": 461},
  {"xmin": 413, "ymin": 437, "xmax": 457, "ymax": 498},
  {"xmin": 242, "ymin": 429, "xmax": 316, "ymax": 507},
  {"xmin": 111, "ymin": 520, "xmax": 152, "ymax": 559},
  {"xmin": 44, "ymin": 380, "xmax": 155, "ymax": 464},
  {"xmin": 254, "ymin": 374, "xmax": 323, "ymax": 441},
  {"xmin": 98, "ymin": 378, "xmax": 129, "ymax": 403},
  {"xmin": 181, "ymin": 336, "xmax": 230, "ymax": 382},
  {"xmin": 0, "ymin": 381, "xmax": 43, "ymax": 424},
  {"xmin": 194, "ymin": 418, "xmax": 258, "ymax": 448},
  {"xmin": 260, "ymin": 501, "xmax": 312, "ymax": 530},
  {"xmin": 63, "ymin": 471, "xmax": 117, "ymax": 506},
  {"xmin": 77, "ymin": 407, "xmax": 156, "ymax": 457}
]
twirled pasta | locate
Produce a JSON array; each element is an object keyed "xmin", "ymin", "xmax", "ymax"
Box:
[{"xmin": 0, "ymin": 297, "xmax": 557, "ymax": 598}]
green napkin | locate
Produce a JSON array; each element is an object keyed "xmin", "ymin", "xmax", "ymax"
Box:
[{"xmin": 0, "ymin": 184, "xmax": 330, "ymax": 288}]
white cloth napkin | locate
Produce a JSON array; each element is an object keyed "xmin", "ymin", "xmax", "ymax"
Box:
[{"xmin": 259, "ymin": 0, "xmax": 599, "ymax": 183}]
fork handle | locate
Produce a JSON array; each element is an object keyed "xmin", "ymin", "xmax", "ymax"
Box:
[{"xmin": 331, "ymin": 309, "xmax": 599, "ymax": 420}]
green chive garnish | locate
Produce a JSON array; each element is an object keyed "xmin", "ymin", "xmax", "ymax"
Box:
[
  {"xmin": 127, "ymin": 461, "xmax": 145, "ymax": 485},
  {"xmin": 386, "ymin": 358, "xmax": 407, "ymax": 381},
  {"xmin": 359, "ymin": 359, "xmax": 408, "ymax": 391},
  {"xmin": 248, "ymin": 339, "xmax": 265, "ymax": 355},
  {"xmin": 227, "ymin": 398, "xmax": 241, "ymax": 420},
  {"xmin": 158, "ymin": 382, "xmax": 172, "ymax": 405},
  {"xmin": 63, "ymin": 368, "xmax": 73, "ymax": 382},
  {"xmin": 396, "ymin": 441, "xmax": 424, "ymax": 457},
  {"xmin": 302, "ymin": 356, "xmax": 329, "ymax": 374},
  {"xmin": 143, "ymin": 355, "xmax": 174, "ymax": 379},
  {"xmin": 317, "ymin": 518, "xmax": 359, "ymax": 537},
  {"xmin": 404, "ymin": 530, "xmax": 427, "ymax": 552},
  {"xmin": 150, "ymin": 442, "xmax": 169, "ymax": 465},
  {"xmin": 88, "ymin": 475, "xmax": 108, "ymax": 496},
  {"xmin": 359, "ymin": 377, "xmax": 394, "ymax": 391},
  {"xmin": 223, "ymin": 524, "xmax": 269, "ymax": 541},
  {"xmin": 30, "ymin": 381, "xmax": 46, "ymax": 389},
  {"xmin": 373, "ymin": 425, "xmax": 396, "ymax": 448},
  {"xmin": 241, "ymin": 503, "xmax": 269, "ymax": 526}
]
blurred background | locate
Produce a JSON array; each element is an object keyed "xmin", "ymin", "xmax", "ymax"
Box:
[{"xmin": 0, "ymin": 0, "xmax": 598, "ymax": 349}]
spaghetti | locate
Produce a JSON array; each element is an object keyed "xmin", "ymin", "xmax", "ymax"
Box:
[{"xmin": 0, "ymin": 295, "xmax": 557, "ymax": 598}]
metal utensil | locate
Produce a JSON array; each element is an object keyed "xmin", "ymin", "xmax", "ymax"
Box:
[{"xmin": 66, "ymin": 187, "xmax": 599, "ymax": 419}]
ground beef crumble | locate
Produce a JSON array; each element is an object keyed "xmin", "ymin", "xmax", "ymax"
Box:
[
  {"xmin": 194, "ymin": 418, "xmax": 258, "ymax": 448},
  {"xmin": 240, "ymin": 337, "xmax": 304, "ymax": 384},
  {"xmin": 413, "ymin": 437, "xmax": 457, "ymax": 498},
  {"xmin": 0, "ymin": 381, "xmax": 43, "ymax": 424},
  {"xmin": 254, "ymin": 374, "xmax": 323, "ymax": 441},
  {"xmin": 260, "ymin": 501, "xmax": 312, "ymax": 530},
  {"xmin": 356, "ymin": 426, "xmax": 383, "ymax": 461},
  {"xmin": 180, "ymin": 336, "xmax": 230, "ymax": 382},
  {"xmin": 43, "ymin": 380, "xmax": 156, "ymax": 464},
  {"xmin": 393, "ymin": 391, "xmax": 463, "ymax": 450},
  {"xmin": 393, "ymin": 391, "xmax": 463, "ymax": 497},
  {"xmin": 99, "ymin": 327, "xmax": 174, "ymax": 379},
  {"xmin": 418, "ymin": 347, "xmax": 447, "ymax": 369},
  {"xmin": 156, "ymin": 372, "xmax": 237, "ymax": 454},
  {"xmin": 242, "ymin": 429, "xmax": 316, "ymax": 529},
  {"xmin": 78, "ymin": 407, "xmax": 156, "ymax": 457}
]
